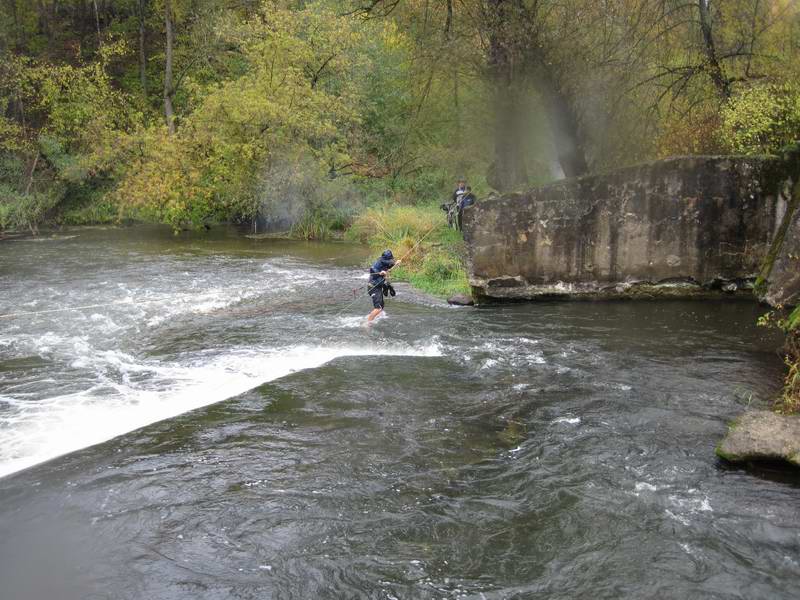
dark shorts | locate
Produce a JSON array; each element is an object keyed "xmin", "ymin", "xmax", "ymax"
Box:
[{"xmin": 370, "ymin": 287, "xmax": 384, "ymax": 310}]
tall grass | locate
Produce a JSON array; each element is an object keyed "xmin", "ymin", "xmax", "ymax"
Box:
[
  {"xmin": 348, "ymin": 203, "xmax": 470, "ymax": 297},
  {"xmin": 776, "ymin": 307, "xmax": 800, "ymax": 414}
]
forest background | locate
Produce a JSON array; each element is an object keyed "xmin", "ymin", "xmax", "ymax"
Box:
[{"xmin": 1, "ymin": 0, "xmax": 800, "ymax": 294}]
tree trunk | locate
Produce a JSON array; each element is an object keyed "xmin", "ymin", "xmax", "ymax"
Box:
[
  {"xmin": 25, "ymin": 152, "xmax": 40, "ymax": 195},
  {"xmin": 444, "ymin": 0, "xmax": 453, "ymax": 41},
  {"xmin": 452, "ymin": 72, "xmax": 461, "ymax": 145},
  {"xmin": 485, "ymin": 0, "xmax": 528, "ymax": 193},
  {"xmin": 7, "ymin": 0, "xmax": 19, "ymax": 50},
  {"xmin": 698, "ymin": 0, "xmax": 731, "ymax": 100},
  {"xmin": 37, "ymin": 1, "xmax": 51, "ymax": 43},
  {"xmin": 139, "ymin": 0, "xmax": 147, "ymax": 96},
  {"xmin": 92, "ymin": 0, "xmax": 101, "ymax": 46},
  {"xmin": 163, "ymin": 0, "xmax": 175, "ymax": 134}
]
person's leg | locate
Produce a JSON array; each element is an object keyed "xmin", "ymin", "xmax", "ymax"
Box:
[{"xmin": 367, "ymin": 288, "xmax": 384, "ymax": 321}]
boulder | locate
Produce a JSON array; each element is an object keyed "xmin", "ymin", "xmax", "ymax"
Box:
[
  {"xmin": 447, "ymin": 294, "xmax": 475, "ymax": 306},
  {"xmin": 717, "ymin": 411, "xmax": 800, "ymax": 467}
]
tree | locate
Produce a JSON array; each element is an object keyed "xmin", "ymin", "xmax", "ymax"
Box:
[
  {"xmin": 139, "ymin": 0, "xmax": 148, "ymax": 96},
  {"xmin": 163, "ymin": 0, "xmax": 175, "ymax": 133},
  {"xmin": 484, "ymin": 0, "xmax": 529, "ymax": 191}
]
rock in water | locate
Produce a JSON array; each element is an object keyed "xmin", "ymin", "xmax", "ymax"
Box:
[
  {"xmin": 717, "ymin": 411, "xmax": 800, "ymax": 467},
  {"xmin": 447, "ymin": 294, "xmax": 474, "ymax": 306}
]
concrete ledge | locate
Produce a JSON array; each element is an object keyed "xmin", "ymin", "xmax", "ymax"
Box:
[
  {"xmin": 464, "ymin": 155, "xmax": 796, "ymax": 302},
  {"xmin": 471, "ymin": 276, "xmax": 756, "ymax": 302}
]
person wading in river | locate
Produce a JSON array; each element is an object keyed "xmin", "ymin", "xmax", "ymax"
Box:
[{"xmin": 367, "ymin": 249, "xmax": 399, "ymax": 322}]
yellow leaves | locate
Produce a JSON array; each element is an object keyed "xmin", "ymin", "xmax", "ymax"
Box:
[
  {"xmin": 655, "ymin": 106, "xmax": 723, "ymax": 158},
  {"xmin": 719, "ymin": 84, "xmax": 800, "ymax": 155},
  {"xmin": 114, "ymin": 127, "xmax": 202, "ymax": 222},
  {"xmin": 379, "ymin": 21, "xmax": 411, "ymax": 51},
  {"xmin": 112, "ymin": 0, "xmax": 418, "ymax": 229},
  {"xmin": 0, "ymin": 117, "xmax": 28, "ymax": 153}
]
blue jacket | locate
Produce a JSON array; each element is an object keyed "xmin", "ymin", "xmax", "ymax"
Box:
[
  {"xmin": 460, "ymin": 193, "xmax": 475, "ymax": 209},
  {"xmin": 369, "ymin": 251, "xmax": 395, "ymax": 290}
]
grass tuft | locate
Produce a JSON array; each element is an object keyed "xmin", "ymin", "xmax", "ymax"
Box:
[
  {"xmin": 347, "ymin": 203, "xmax": 470, "ymax": 297},
  {"xmin": 767, "ymin": 306, "xmax": 800, "ymax": 414}
]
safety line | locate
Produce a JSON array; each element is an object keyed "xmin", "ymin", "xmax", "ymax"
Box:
[
  {"xmin": 333, "ymin": 221, "xmax": 442, "ymax": 317},
  {"xmin": 0, "ymin": 297, "xmax": 170, "ymax": 320},
  {"xmin": 0, "ymin": 221, "xmax": 443, "ymax": 321}
]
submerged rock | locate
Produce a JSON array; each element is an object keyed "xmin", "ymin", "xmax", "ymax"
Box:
[
  {"xmin": 717, "ymin": 411, "xmax": 800, "ymax": 467},
  {"xmin": 447, "ymin": 294, "xmax": 474, "ymax": 306}
]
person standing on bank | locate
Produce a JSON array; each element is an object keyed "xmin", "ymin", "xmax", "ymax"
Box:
[
  {"xmin": 457, "ymin": 185, "xmax": 476, "ymax": 231},
  {"xmin": 442, "ymin": 178, "xmax": 467, "ymax": 229},
  {"xmin": 366, "ymin": 249, "xmax": 399, "ymax": 322},
  {"xmin": 452, "ymin": 178, "xmax": 467, "ymax": 206}
]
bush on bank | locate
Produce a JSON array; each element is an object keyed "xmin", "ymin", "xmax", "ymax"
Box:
[
  {"xmin": 348, "ymin": 203, "xmax": 470, "ymax": 297},
  {"xmin": 759, "ymin": 307, "xmax": 800, "ymax": 415},
  {"xmin": 778, "ymin": 307, "xmax": 800, "ymax": 414}
]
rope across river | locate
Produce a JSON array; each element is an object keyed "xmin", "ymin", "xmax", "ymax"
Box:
[
  {"xmin": 333, "ymin": 221, "xmax": 442, "ymax": 318},
  {"xmin": 0, "ymin": 222, "xmax": 443, "ymax": 321}
]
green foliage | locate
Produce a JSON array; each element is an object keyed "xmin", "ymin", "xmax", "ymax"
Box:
[
  {"xmin": 3, "ymin": 0, "xmax": 800, "ymax": 235},
  {"xmin": 781, "ymin": 308, "xmax": 800, "ymax": 414},
  {"xmin": 787, "ymin": 306, "xmax": 800, "ymax": 332},
  {"xmin": 402, "ymin": 251, "xmax": 470, "ymax": 297},
  {"xmin": 0, "ymin": 48, "xmax": 140, "ymax": 231},
  {"xmin": 114, "ymin": 1, "xmax": 366, "ymax": 230},
  {"xmin": 59, "ymin": 199, "xmax": 120, "ymax": 226},
  {"xmin": 778, "ymin": 361, "xmax": 800, "ymax": 414},
  {"xmin": 349, "ymin": 203, "xmax": 469, "ymax": 297},
  {"xmin": 719, "ymin": 84, "xmax": 800, "ymax": 155},
  {"xmin": 756, "ymin": 307, "xmax": 800, "ymax": 415},
  {"xmin": 348, "ymin": 204, "xmax": 445, "ymax": 247},
  {"xmin": 0, "ymin": 184, "xmax": 60, "ymax": 232}
]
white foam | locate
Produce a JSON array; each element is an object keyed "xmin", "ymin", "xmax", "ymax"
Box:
[
  {"xmin": 665, "ymin": 509, "xmax": 691, "ymax": 526},
  {"xmin": 634, "ymin": 482, "xmax": 658, "ymax": 494},
  {"xmin": 553, "ymin": 417, "xmax": 581, "ymax": 425},
  {"xmin": 0, "ymin": 343, "xmax": 442, "ymax": 478},
  {"xmin": 669, "ymin": 492, "xmax": 713, "ymax": 514}
]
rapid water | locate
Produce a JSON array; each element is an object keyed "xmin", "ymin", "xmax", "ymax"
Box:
[{"xmin": 1, "ymin": 226, "xmax": 798, "ymax": 599}]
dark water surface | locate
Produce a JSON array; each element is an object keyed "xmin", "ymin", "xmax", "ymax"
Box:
[{"xmin": 1, "ymin": 226, "xmax": 798, "ymax": 599}]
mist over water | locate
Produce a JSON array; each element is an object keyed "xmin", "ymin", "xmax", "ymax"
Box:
[{"xmin": 1, "ymin": 226, "xmax": 799, "ymax": 599}]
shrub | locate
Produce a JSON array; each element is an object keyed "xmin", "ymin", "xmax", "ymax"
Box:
[
  {"xmin": 719, "ymin": 84, "xmax": 800, "ymax": 155},
  {"xmin": 347, "ymin": 202, "xmax": 469, "ymax": 296},
  {"xmin": 761, "ymin": 307, "xmax": 800, "ymax": 414},
  {"xmin": 656, "ymin": 107, "xmax": 723, "ymax": 158}
]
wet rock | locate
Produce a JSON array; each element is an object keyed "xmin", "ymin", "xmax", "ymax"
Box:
[
  {"xmin": 447, "ymin": 294, "xmax": 474, "ymax": 306},
  {"xmin": 717, "ymin": 411, "xmax": 800, "ymax": 467}
]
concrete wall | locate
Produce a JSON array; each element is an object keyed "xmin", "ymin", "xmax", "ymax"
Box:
[{"xmin": 463, "ymin": 156, "xmax": 797, "ymax": 301}]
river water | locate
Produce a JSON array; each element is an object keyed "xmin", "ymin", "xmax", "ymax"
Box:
[{"xmin": 0, "ymin": 226, "xmax": 798, "ymax": 599}]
